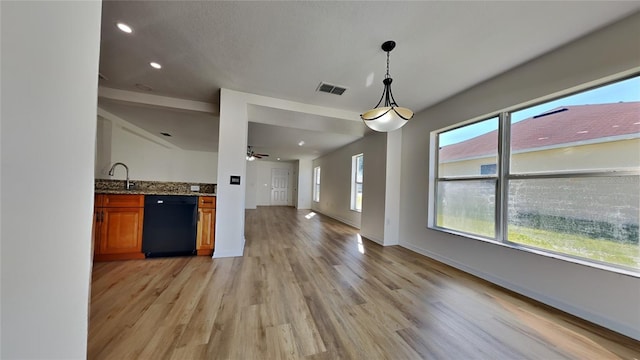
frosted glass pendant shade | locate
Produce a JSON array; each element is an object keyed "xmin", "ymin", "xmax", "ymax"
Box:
[
  {"xmin": 360, "ymin": 40, "xmax": 414, "ymax": 132},
  {"xmin": 361, "ymin": 106, "xmax": 414, "ymax": 132}
]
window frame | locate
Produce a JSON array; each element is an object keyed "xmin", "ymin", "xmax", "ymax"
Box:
[
  {"xmin": 434, "ymin": 116, "xmax": 501, "ymax": 240},
  {"xmin": 351, "ymin": 153, "xmax": 364, "ymax": 212},
  {"xmin": 313, "ymin": 166, "xmax": 321, "ymax": 203},
  {"xmin": 431, "ymin": 74, "xmax": 640, "ymax": 274}
]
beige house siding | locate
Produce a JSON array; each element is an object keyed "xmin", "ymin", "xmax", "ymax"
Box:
[
  {"xmin": 439, "ymin": 155, "xmax": 497, "ymax": 177},
  {"xmin": 511, "ymin": 138, "xmax": 640, "ymax": 173},
  {"xmin": 440, "ymin": 138, "xmax": 640, "ymax": 176}
]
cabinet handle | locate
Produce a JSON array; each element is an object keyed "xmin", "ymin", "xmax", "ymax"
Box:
[{"xmin": 198, "ymin": 211, "xmax": 201, "ymax": 222}]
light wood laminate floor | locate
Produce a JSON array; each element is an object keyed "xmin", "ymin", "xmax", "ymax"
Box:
[{"xmin": 89, "ymin": 206, "xmax": 640, "ymax": 359}]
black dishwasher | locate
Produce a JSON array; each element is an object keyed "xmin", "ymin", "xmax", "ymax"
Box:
[{"xmin": 142, "ymin": 195, "xmax": 197, "ymax": 258}]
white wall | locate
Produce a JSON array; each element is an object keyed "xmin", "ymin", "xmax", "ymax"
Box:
[
  {"xmin": 292, "ymin": 163, "xmax": 299, "ymax": 207},
  {"xmin": 1, "ymin": 1, "xmax": 102, "ymax": 358},
  {"xmin": 96, "ymin": 115, "xmax": 218, "ymax": 183},
  {"xmin": 359, "ymin": 133, "xmax": 388, "ymax": 244},
  {"xmin": 246, "ymin": 159, "xmax": 312, "ymax": 210},
  {"xmin": 216, "ymin": 89, "xmax": 249, "ymax": 258},
  {"xmin": 312, "ymin": 132, "xmax": 387, "ymax": 236},
  {"xmin": 312, "ymin": 142, "xmax": 362, "ymax": 228},
  {"xmin": 245, "ymin": 160, "xmax": 259, "ymax": 209},
  {"xmin": 399, "ymin": 12, "xmax": 640, "ymax": 340},
  {"xmin": 383, "ymin": 130, "xmax": 402, "ymax": 246},
  {"xmin": 245, "ymin": 160, "xmax": 295, "ymax": 208},
  {"xmin": 296, "ymin": 159, "xmax": 313, "ymax": 209}
]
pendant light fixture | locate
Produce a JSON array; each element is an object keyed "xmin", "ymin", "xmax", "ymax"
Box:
[{"xmin": 361, "ymin": 40, "xmax": 414, "ymax": 132}]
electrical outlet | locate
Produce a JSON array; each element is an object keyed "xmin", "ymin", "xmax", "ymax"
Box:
[{"xmin": 190, "ymin": 185, "xmax": 200, "ymax": 192}]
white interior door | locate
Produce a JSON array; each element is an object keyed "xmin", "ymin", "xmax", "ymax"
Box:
[{"xmin": 271, "ymin": 168, "xmax": 289, "ymax": 205}]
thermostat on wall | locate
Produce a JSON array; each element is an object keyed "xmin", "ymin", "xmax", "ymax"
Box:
[{"xmin": 230, "ymin": 175, "xmax": 241, "ymax": 185}]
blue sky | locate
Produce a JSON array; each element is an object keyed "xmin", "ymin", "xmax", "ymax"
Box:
[{"xmin": 439, "ymin": 76, "xmax": 640, "ymax": 147}]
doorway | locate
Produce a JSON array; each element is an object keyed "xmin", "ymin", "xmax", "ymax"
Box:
[{"xmin": 271, "ymin": 168, "xmax": 289, "ymax": 205}]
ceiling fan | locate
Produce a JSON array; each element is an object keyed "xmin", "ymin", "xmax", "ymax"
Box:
[{"xmin": 246, "ymin": 146, "xmax": 269, "ymax": 161}]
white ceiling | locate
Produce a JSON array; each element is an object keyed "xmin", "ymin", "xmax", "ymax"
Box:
[
  {"xmin": 97, "ymin": 1, "xmax": 640, "ymax": 159},
  {"xmin": 98, "ymin": 97, "xmax": 219, "ymax": 151}
]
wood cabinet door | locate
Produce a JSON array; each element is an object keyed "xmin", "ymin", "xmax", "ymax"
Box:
[
  {"xmin": 93, "ymin": 194, "xmax": 104, "ymax": 256},
  {"xmin": 100, "ymin": 207, "xmax": 144, "ymax": 254},
  {"xmin": 103, "ymin": 194, "xmax": 144, "ymax": 207},
  {"xmin": 198, "ymin": 196, "xmax": 216, "ymax": 209},
  {"xmin": 196, "ymin": 208, "xmax": 215, "ymax": 255},
  {"xmin": 95, "ymin": 194, "xmax": 104, "ymax": 207},
  {"xmin": 93, "ymin": 208, "xmax": 100, "ymax": 256}
]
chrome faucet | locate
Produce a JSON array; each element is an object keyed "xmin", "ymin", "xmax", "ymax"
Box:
[{"xmin": 108, "ymin": 162, "xmax": 132, "ymax": 190}]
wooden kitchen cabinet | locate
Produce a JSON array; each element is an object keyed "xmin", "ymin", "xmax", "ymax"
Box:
[
  {"xmin": 93, "ymin": 194, "xmax": 145, "ymax": 261},
  {"xmin": 196, "ymin": 196, "xmax": 216, "ymax": 256},
  {"xmin": 92, "ymin": 194, "xmax": 102, "ymax": 258}
]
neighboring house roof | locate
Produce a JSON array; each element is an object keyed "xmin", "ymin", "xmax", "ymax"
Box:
[{"xmin": 439, "ymin": 102, "xmax": 640, "ymax": 162}]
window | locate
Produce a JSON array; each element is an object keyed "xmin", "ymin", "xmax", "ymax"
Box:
[
  {"xmin": 351, "ymin": 154, "xmax": 364, "ymax": 211},
  {"xmin": 433, "ymin": 75, "xmax": 640, "ymax": 272},
  {"xmin": 436, "ymin": 117, "xmax": 498, "ymax": 238},
  {"xmin": 480, "ymin": 164, "xmax": 497, "ymax": 175},
  {"xmin": 313, "ymin": 166, "xmax": 321, "ymax": 202}
]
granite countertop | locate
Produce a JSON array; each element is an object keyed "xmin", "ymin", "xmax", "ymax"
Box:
[
  {"xmin": 95, "ymin": 179, "xmax": 216, "ymax": 197},
  {"xmin": 95, "ymin": 189, "xmax": 215, "ymax": 196}
]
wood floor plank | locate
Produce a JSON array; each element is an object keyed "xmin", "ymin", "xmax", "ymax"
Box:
[
  {"xmin": 265, "ymin": 323, "xmax": 300, "ymax": 360},
  {"xmin": 88, "ymin": 206, "xmax": 640, "ymax": 359},
  {"xmin": 175, "ymin": 259, "xmax": 233, "ymax": 348}
]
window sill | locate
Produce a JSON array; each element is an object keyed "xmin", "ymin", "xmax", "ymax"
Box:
[{"xmin": 428, "ymin": 225, "xmax": 639, "ymax": 279}]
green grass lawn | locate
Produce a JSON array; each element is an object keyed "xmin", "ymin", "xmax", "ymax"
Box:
[
  {"xmin": 508, "ymin": 226, "xmax": 639, "ymax": 268},
  {"xmin": 437, "ymin": 215, "xmax": 639, "ymax": 269},
  {"xmin": 437, "ymin": 215, "xmax": 495, "ymax": 238}
]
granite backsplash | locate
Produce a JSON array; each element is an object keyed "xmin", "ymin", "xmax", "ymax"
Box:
[{"xmin": 95, "ymin": 179, "xmax": 216, "ymax": 195}]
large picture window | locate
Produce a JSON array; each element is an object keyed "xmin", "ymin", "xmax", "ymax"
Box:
[
  {"xmin": 433, "ymin": 75, "xmax": 640, "ymax": 271},
  {"xmin": 351, "ymin": 154, "xmax": 364, "ymax": 211},
  {"xmin": 313, "ymin": 166, "xmax": 321, "ymax": 202}
]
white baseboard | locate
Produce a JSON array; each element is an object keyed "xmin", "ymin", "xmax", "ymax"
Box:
[
  {"xmin": 213, "ymin": 237, "xmax": 246, "ymax": 258},
  {"xmin": 400, "ymin": 242, "xmax": 639, "ymax": 341},
  {"xmin": 314, "ymin": 210, "xmax": 360, "ymax": 229},
  {"xmin": 359, "ymin": 232, "xmax": 384, "ymax": 246}
]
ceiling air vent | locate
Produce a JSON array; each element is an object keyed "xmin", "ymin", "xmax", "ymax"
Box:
[
  {"xmin": 135, "ymin": 83, "xmax": 153, "ymax": 91},
  {"xmin": 316, "ymin": 82, "xmax": 347, "ymax": 96}
]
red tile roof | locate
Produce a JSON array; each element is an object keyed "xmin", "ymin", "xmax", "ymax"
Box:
[{"xmin": 439, "ymin": 102, "xmax": 640, "ymax": 162}]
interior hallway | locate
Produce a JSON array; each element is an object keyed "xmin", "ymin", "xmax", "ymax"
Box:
[{"xmin": 88, "ymin": 206, "xmax": 640, "ymax": 359}]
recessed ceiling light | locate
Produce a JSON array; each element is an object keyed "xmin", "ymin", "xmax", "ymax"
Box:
[
  {"xmin": 577, "ymin": 130, "xmax": 589, "ymax": 134},
  {"xmin": 277, "ymin": 158, "xmax": 281, "ymax": 161},
  {"xmin": 116, "ymin": 22, "xmax": 132, "ymax": 33},
  {"xmin": 150, "ymin": 62, "xmax": 162, "ymax": 69},
  {"xmin": 537, "ymin": 137, "xmax": 549, "ymax": 140},
  {"xmin": 298, "ymin": 140, "xmax": 305, "ymax": 146},
  {"xmin": 160, "ymin": 132, "xmax": 172, "ymax": 137},
  {"xmin": 612, "ymin": 125, "xmax": 620, "ymax": 128}
]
